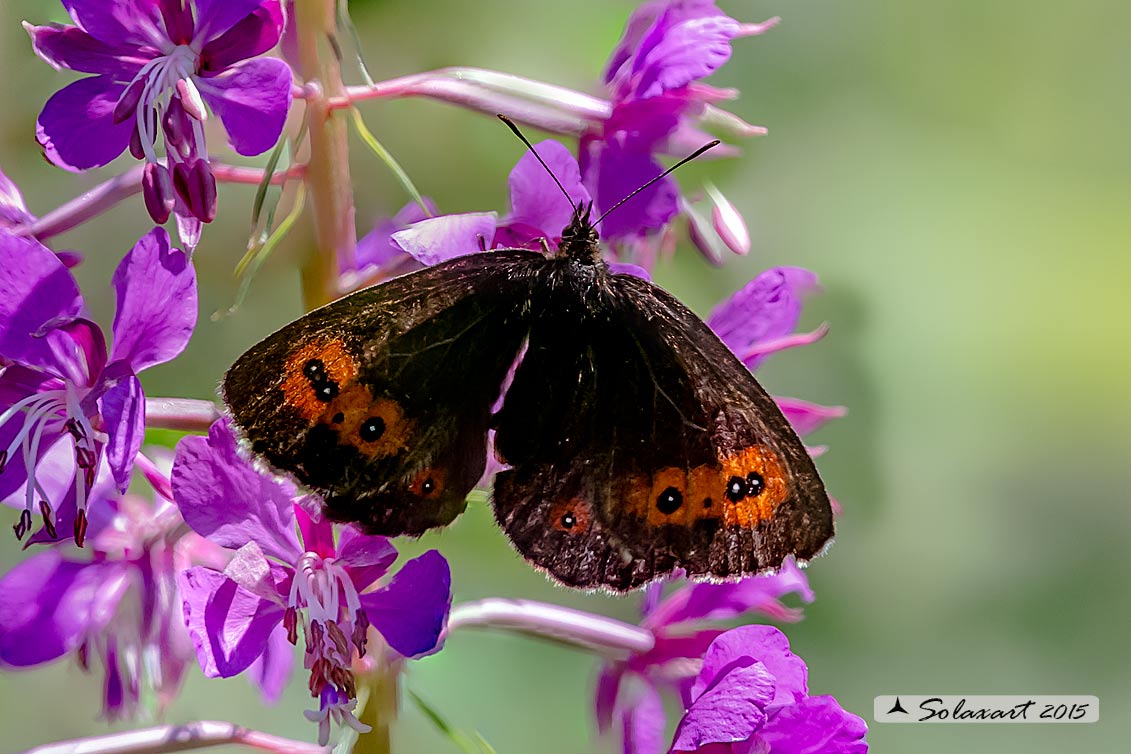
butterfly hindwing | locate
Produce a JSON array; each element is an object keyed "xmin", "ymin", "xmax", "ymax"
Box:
[
  {"xmin": 223, "ymin": 251, "xmax": 540, "ymax": 536},
  {"xmin": 492, "ymin": 269, "xmax": 833, "ymax": 590}
]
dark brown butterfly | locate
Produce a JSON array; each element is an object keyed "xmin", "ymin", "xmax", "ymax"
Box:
[{"xmin": 222, "ymin": 196, "xmax": 834, "ymax": 591}]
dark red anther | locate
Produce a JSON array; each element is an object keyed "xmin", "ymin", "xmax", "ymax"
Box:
[
  {"xmin": 308, "ymin": 658, "xmax": 329, "ymax": 695},
  {"xmin": 352, "ymin": 610, "xmax": 370, "ymax": 656},
  {"xmin": 172, "ymin": 159, "xmax": 217, "ymax": 223},
  {"xmin": 0, "ymin": 449, "xmax": 7, "ymax": 473},
  {"xmin": 284, "ymin": 607, "xmax": 299, "ymax": 645},
  {"xmin": 76, "ymin": 641, "xmax": 90, "ymax": 671},
  {"xmin": 12, "ymin": 509, "xmax": 32, "ymax": 540},
  {"xmin": 331, "ymin": 667, "xmax": 356, "ymax": 699},
  {"xmin": 308, "ymin": 620, "xmax": 325, "ymax": 653},
  {"xmin": 39, "ymin": 500, "xmax": 57, "ymax": 540},
  {"xmin": 64, "ymin": 418, "xmax": 83, "ymax": 441},
  {"xmin": 325, "ymin": 620, "xmax": 349, "ymax": 657},
  {"xmin": 162, "ymin": 96, "xmax": 192, "ymax": 155},
  {"xmin": 112, "ymin": 77, "xmax": 147, "ymax": 124},
  {"xmin": 142, "ymin": 162, "xmax": 175, "ymax": 224},
  {"xmin": 73, "ymin": 509, "xmax": 88, "ymax": 547}
]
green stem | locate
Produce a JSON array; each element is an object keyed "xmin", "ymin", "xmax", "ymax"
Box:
[
  {"xmin": 294, "ymin": 0, "xmax": 356, "ymax": 311},
  {"xmin": 353, "ymin": 651, "xmax": 400, "ymax": 754}
]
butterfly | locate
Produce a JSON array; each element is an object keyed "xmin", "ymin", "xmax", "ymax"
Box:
[{"xmin": 223, "ymin": 190, "xmax": 833, "ymax": 592}]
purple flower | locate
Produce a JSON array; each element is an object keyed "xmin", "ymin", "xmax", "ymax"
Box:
[
  {"xmin": 172, "ymin": 418, "xmax": 452, "ymax": 745},
  {"xmin": 342, "ymin": 198, "xmax": 438, "ymax": 288},
  {"xmin": 28, "ymin": 0, "xmax": 292, "ymax": 235},
  {"xmin": 0, "ymin": 227, "xmax": 196, "ymax": 544},
  {"xmin": 596, "ymin": 562, "xmax": 816, "ymax": 754},
  {"xmin": 0, "ymin": 165, "xmax": 35, "ymax": 231},
  {"xmin": 0, "ymin": 455, "xmax": 216, "ymax": 720},
  {"xmin": 670, "ymin": 626, "xmax": 868, "ymax": 753},
  {"xmin": 581, "ymin": 1, "xmax": 776, "ymax": 250},
  {"xmin": 391, "ymin": 140, "xmax": 591, "ymax": 266},
  {"xmin": 706, "ymin": 266, "xmax": 844, "ymax": 445}
]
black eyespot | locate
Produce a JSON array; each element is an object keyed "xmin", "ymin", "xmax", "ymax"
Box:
[
  {"xmin": 656, "ymin": 486, "xmax": 683, "ymax": 514},
  {"xmin": 314, "ymin": 381, "xmax": 339, "ymax": 402},
  {"xmin": 359, "ymin": 416, "xmax": 386, "ymax": 442},
  {"xmin": 303, "ymin": 359, "xmax": 325, "ymax": 379},
  {"xmin": 331, "ymin": 412, "xmax": 345, "ymax": 424},
  {"xmin": 702, "ymin": 497, "xmax": 713, "ymax": 509},
  {"xmin": 421, "ymin": 477, "xmax": 436, "ymax": 495},
  {"xmin": 725, "ymin": 476, "xmax": 747, "ymax": 502},
  {"xmin": 561, "ymin": 512, "xmax": 576, "ymax": 529},
  {"xmin": 746, "ymin": 472, "xmax": 765, "ymax": 497}
]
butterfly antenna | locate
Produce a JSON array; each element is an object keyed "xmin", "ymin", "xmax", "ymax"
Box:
[
  {"xmin": 496, "ymin": 114, "xmax": 577, "ymax": 212},
  {"xmin": 592, "ymin": 140, "xmax": 722, "ymax": 227}
]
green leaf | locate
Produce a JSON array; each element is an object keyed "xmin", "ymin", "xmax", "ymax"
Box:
[{"xmin": 408, "ymin": 690, "xmax": 498, "ymax": 754}]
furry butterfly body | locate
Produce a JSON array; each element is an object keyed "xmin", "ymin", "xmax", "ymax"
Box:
[{"xmin": 223, "ymin": 208, "xmax": 833, "ymax": 590}]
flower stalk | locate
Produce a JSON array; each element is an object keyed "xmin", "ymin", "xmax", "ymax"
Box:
[
  {"xmin": 293, "ymin": 0, "xmax": 357, "ymax": 310},
  {"xmin": 16, "ymin": 721, "xmax": 329, "ymax": 754}
]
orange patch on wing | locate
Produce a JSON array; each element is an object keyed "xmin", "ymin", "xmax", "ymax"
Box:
[
  {"xmin": 409, "ymin": 467, "xmax": 445, "ymax": 498},
  {"xmin": 281, "ymin": 339, "xmax": 358, "ymax": 420},
  {"xmin": 550, "ymin": 498, "xmax": 591, "ymax": 534},
  {"xmin": 719, "ymin": 445, "xmax": 788, "ymax": 527}
]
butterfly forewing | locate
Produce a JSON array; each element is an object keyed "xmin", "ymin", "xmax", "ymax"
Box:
[{"xmin": 223, "ymin": 251, "xmax": 540, "ymax": 535}]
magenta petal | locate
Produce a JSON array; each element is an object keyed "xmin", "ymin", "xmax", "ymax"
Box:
[
  {"xmin": 294, "ymin": 502, "xmax": 335, "ymax": 560},
  {"xmin": 25, "ymin": 22, "xmax": 149, "ymax": 78},
  {"xmin": 610, "ymin": 262, "xmax": 651, "ymax": 280},
  {"xmin": 98, "ymin": 369, "xmax": 144, "ymax": 492},
  {"xmin": 629, "ymin": 6, "xmax": 741, "ymax": 99},
  {"xmin": 61, "ymin": 0, "xmax": 164, "ymax": 46},
  {"xmin": 0, "ymin": 232, "xmax": 84, "ymax": 372},
  {"xmin": 196, "ymin": 58, "xmax": 292, "ymax": 156},
  {"xmin": 775, "ymin": 397, "xmax": 846, "ymax": 437},
  {"xmin": 201, "ymin": 3, "xmax": 285, "ymax": 72},
  {"xmin": 584, "ymin": 144, "xmax": 678, "ymax": 240},
  {"xmin": 360, "ymin": 550, "xmax": 451, "ymax": 659},
  {"xmin": 391, "ymin": 213, "xmax": 497, "ymax": 266},
  {"xmin": 595, "ymin": 665, "xmax": 622, "ymax": 734},
  {"xmin": 352, "ymin": 200, "xmax": 435, "ymax": 273},
  {"xmin": 177, "ymin": 566, "xmax": 285, "ymax": 678},
  {"xmin": 248, "ymin": 623, "xmax": 294, "ymax": 704},
  {"xmin": 695, "ymin": 625, "xmax": 808, "ymax": 707},
  {"xmin": 650, "ymin": 561, "xmax": 813, "ymax": 627},
  {"xmin": 506, "ymin": 140, "xmax": 590, "ymax": 237},
  {"xmin": 193, "ymin": 0, "xmax": 276, "ymax": 43},
  {"xmin": 108, "ymin": 228, "xmax": 197, "ymax": 371},
  {"xmin": 756, "ymin": 696, "xmax": 869, "ymax": 754},
  {"xmin": 0, "ymin": 552, "xmax": 123, "ymax": 666},
  {"xmin": 37, "ymin": 76, "xmax": 133, "ymax": 171},
  {"xmin": 337, "ymin": 526, "xmax": 397, "ymax": 591},
  {"xmin": 0, "ymin": 166, "xmax": 34, "ymax": 229},
  {"xmin": 623, "ymin": 681, "xmax": 666, "ymax": 754},
  {"xmin": 171, "ymin": 419, "xmax": 301, "ymax": 562},
  {"xmin": 707, "ymin": 267, "xmax": 819, "ymax": 370},
  {"xmin": 673, "ymin": 659, "xmax": 774, "ymax": 752}
]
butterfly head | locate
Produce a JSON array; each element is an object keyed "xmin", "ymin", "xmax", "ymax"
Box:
[{"xmin": 558, "ymin": 202, "xmax": 601, "ymax": 262}]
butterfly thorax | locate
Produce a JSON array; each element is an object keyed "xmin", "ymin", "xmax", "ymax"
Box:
[{"xmin": 556, "ymin": 203, "xmax": 602, "ymax": 264}]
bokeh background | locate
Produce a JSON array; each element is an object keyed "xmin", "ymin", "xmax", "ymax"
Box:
[{"xmin": 1, "ymin": 0, "xmax": 1128, "ymax": 752}]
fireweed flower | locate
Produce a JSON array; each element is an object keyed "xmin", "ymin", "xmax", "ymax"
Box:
[
  {"xmin": 389, "ymin": 140, "xmax": 643, "ymax": 281},
  {"xmin": 0, "ymin": 227, "xmax": 196, "ymax": 544},
  {"xmin": 172, "ymin": 418, "xmax": 452, "ymax": 745},
  {"xmin": 27, "ymin": 0, "xmax": 292, "ymax": 238},
  {"xmin": 596, "ymin": 562, "xmax": 816, "ymax": 754},
  {"xmin": 0, "ymin": 453, "xmax": 220, "ymax": 720},
  {"xmin": 670, "ymin": 626, "xmax": 867, "ymax": 754},
  {"xmin": 0, "ymin": 165, "xmax": 35, "ymax": 231},
  {"xmin": 581, "ymin": 0, "xmax": 777, "ymax": 254},
  {"xmin": 708, "ymin": 266, "xmax": 844, "ymax": 441}
]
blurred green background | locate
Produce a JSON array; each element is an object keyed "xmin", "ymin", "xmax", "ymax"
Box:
[{"xmin": 1, "ymin": 0, "xmax": 1128, "ymax": 752}]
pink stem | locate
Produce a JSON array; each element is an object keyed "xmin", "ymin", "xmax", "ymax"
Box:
[
  {"xmin": 144, "ymin": 398, "xmax": 221, "ymax": 432},
  {"xmin": 17, "ymin": 721, "xmax": 327, "ymax": 754},
  {"xmin": 447, "ymin": 598, "xmax": 654, "ymax": 656}
]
